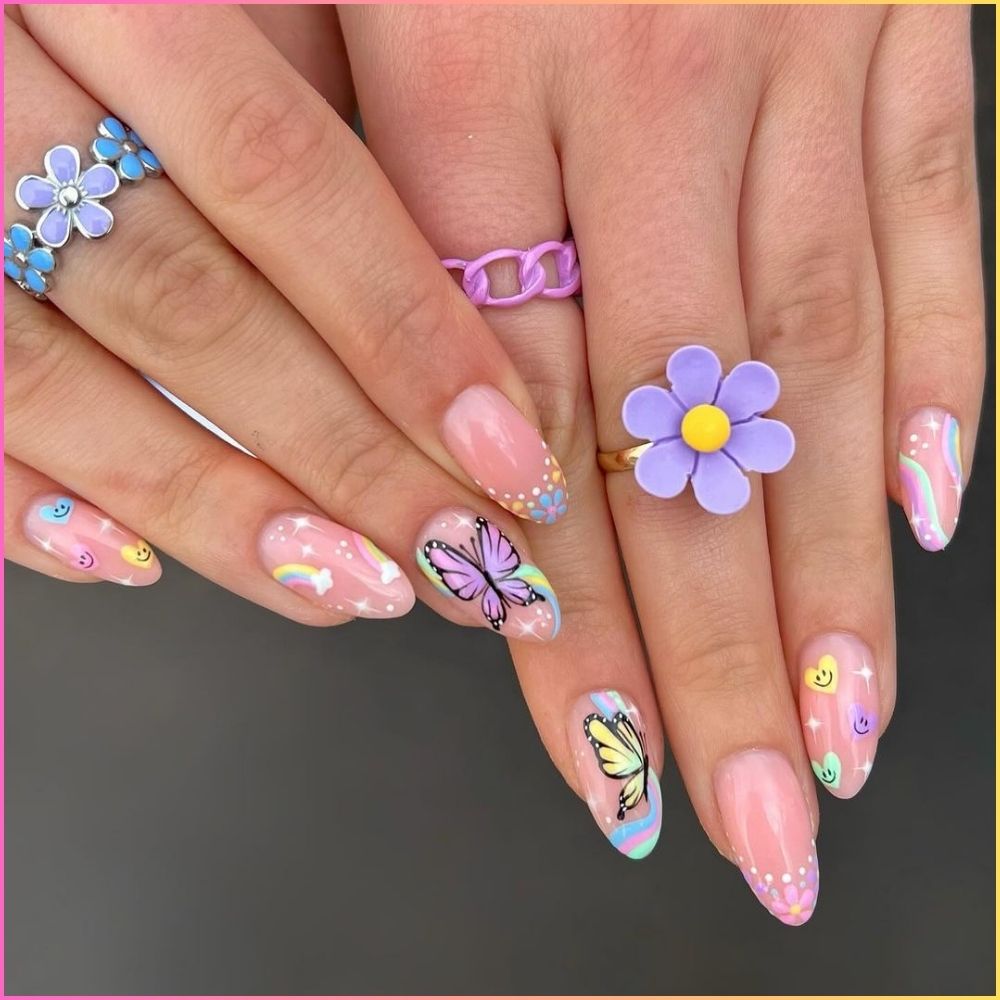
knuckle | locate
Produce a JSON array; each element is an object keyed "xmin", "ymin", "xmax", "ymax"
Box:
[
  {"xmin": 668, "ymin": 635, "xmax": 772, "ymax": 703},
  {"xmin": 3, "ymin": 305, "xmax": 80, "ymax": 417},
  {"xmin": 208, "ymin": 72, "xmax": 334, "ymax": 205},
  {"xmin": 755, "ymin": 248, "xmax": 880, "ymax": 366},
  {"xmin": 141, "ymin": 442, "xmax": 235, "ymax": 539},
  {"xmin": 875, "ymin": 129, "xmax": 976, "ymax": 220}
]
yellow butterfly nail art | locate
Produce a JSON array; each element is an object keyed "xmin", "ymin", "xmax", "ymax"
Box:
[{"xmin": 584, "ymin": 711, "xmax": 650, "ymax": 820}]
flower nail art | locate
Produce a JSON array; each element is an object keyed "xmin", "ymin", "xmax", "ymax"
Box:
[
  {"xmin": 622, "ymin": 346, "xmax": 794, "ymax": 514},
  {"xmin": 91, "ymin": 116, "xmax": 163, "ymax": 182},
  {"xmin": 4, "ymin": 223, "xmax": 56, "ymax": 298},
  {"xmin": 15, "ymin": 145, "xmax": 119, "ymax": 247}
]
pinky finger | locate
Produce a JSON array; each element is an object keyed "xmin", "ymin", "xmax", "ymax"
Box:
[{"xmin": 4, "ymin": 455, "xmax": 162, "ymax": 585}]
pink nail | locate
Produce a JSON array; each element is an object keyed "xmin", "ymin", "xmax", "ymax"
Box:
[
  {"xmin": 568, "ymin": 690, "xmax": 662, "ymax": 859},
  {"xmin": 23, "ymin": 493, "xmax": 161, "ymax": 586},
  {"xmin": 258, "ymin": 511, "xmax": 414, "ymax": 618},
  {"xmin": 714, "ymin": 749, "xmax": 818, "ymax": 926},
  {"xmin": 415, "ymin": 507, "xmax": 560, "ymax": 641},
  {"xmin": 800, "ymin": 632, "xmax": 879, "ymax": 799},
  {"xmin": 441, "ymin": 385, "xmax": 568, "ymax": 524},
  {"xmin": 898, "ymin": 407, "xmax": 963, "ymax": 551}
]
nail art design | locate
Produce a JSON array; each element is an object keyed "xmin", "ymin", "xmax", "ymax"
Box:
[
  {"xmin": 441, "ymin": 385, "xmax": 568, "ymax": 524},
  {"xmin": 24, "ymin": 493, "xmax": 161, "ymax": 586},
  {"xmin": 898, "ymin": 407, "xmax": 963, "ymax": 551},
  {"xmin": 715, "ymin": 749, "xmax": 818, "ymax": 926},
  {"xmin": 800, "ymin": 632, "xmax": 879, "ymax": 799},
  {"xmin": 569, "ymin": 690, "xmax": 662, "ymax": 859},
  {"xmin": 258, "ymin": 512, "xmax": 414, "ymax": 618},
  {"xmin": 415, "ymin": 508, "xmax": 560, "ymax": 641}
]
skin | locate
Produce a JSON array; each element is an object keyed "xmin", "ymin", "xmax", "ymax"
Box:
[{"xmin": 4, "ymin": 5, "xmax": 984, "ymax": 889}]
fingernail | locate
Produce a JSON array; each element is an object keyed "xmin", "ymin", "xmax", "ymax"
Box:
[
  {"xmin": 800, "ymin": 632, "xmax": 879, "ymax": 799},
  {"xmin": 898, "ymin": 407, "xmax": 963, "ymax": 551},
  {"xmin": 415, "ymin": 507, "xmax": 561, "ymax": 641},
  {"xmin": 568, "ymin": 689, "xmax": 662, "ymax": 859},
  {"xmin": 441, "ymin": 385, "xmax": 568, "ymax": 524},
  {"xmin": 258, "ymin": 511, "xmax": 414, "ymax": 618},
  {"xmin": 23, "ymin": 493, "xmax": 161, "ymax": 586},
  {"xmin": 714, "ymin": 749, "xmax": 818, "ymax": 926}
]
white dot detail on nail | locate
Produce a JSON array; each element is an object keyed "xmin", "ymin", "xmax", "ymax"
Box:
[
  {"xmin": 782, "ymin": 873, "xmax": 792, "ymax": 883},
  {"xmin": 909, "ymin": 433, "xmax": 919, "ymax": 442}
]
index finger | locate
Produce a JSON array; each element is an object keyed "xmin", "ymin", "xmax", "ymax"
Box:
[{"xmin": 23, "ymin": 4, "xmax": 570, "ymax": 526}]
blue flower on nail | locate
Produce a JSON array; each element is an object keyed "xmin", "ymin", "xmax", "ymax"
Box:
[
  {"xmin": 530, "ymin": 487, "xmax": 568, "ymax": 525},
  {"xmin": 4, "ymin": 223, "xmax": 56, "ymax": 298},
  {"xmin": 91, "ymin": 116, "xmax": 162, "ymax": 182}
]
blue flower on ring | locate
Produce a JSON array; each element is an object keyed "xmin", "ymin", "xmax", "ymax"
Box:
[
  {"xmin": 4, "ymin": 223, "xmax": 56, "ymax": 298},
  {"xmin": 530, "ymin": 488, "xmax": 568, "ymax": 524},
  {"xmin": 91, "ymin": 116, "xmax": 162, "ymax": 182}
]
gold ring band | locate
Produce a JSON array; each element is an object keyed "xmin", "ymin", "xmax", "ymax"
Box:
[{"xmin": 597, "ymin": 442, "xmax": 651, "ymax": 473}]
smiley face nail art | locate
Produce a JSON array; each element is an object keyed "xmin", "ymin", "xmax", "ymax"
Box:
[
  {"xmin": 24, "ymin": 493, "xmax": 161, "ymax": 586},
  {"xmin": 800, "ymin": 633, "xmax": 879, "ymax": 799}
]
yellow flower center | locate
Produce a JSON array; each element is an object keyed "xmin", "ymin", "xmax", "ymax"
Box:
[
  {"xmin": 789, "ymin": 903, "xmax": 802, "ymax": 915},
  {"xmin": 681, "ymin": 404, "xmax": 731, "ymax": 452}
]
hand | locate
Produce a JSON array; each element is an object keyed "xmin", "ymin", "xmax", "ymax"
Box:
[
  {"xmin": 4, "ymin": 5, "xmax": 576, "ymax": 643},
  {"xmin": 338, "ymin": 3, "xmax": 984, "ymax": 921}
]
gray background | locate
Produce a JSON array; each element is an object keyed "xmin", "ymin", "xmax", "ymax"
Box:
[{"xmin": 5, "ymin": 9, "xmax": 995, "ymax": 995}]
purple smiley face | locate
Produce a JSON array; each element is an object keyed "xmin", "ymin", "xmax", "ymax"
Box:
[
  {"xmin": 70, "ymin": 543, "xmax": 99, "ymax": 572},
  {"xmin": 848, "ymin": 703, "xmax": 875, "ymax": 741}
]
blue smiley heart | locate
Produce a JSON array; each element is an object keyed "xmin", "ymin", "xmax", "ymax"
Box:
[{"xmin": 39, "ymin": 497, "xmax": 74, "ymax": 524}]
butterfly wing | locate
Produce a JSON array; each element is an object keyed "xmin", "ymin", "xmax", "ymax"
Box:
[
  {"xmin": 476, "ymin": 516, "xmax": 521, "ymax": 578},
  {"xmin": 495, "ymin": 575, "xmax": 538, "ymax": 608},
  {"xmin": 583, "ymin": 711, "xmax": 649, "ymax": 820},
  {"xmin": 423, "ymin": 540, "xmax": 488, "ymax": 602},
  {"xmin": 480, "ymin": 585, "xmax": 507, "ymax": 631}
]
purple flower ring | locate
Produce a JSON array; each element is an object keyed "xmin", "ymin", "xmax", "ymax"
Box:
[{"xmin": 600, "ymin": 345, "xmax": 795, "ymax": 515}]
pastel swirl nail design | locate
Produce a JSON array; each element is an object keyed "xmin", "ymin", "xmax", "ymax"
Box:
[
  {"xmin": 898, "ymin": 407, "xmax": 963, "ymax": 551},
  {"xmin": 569, "ymin": 690, "xmax": 662, "ymax": 859},
  {"xmin": 24, "ymin": 493, "xmax": 161, "ymax": 585},
  {"xmin": 258, "ymin": 512, "xmax": 414, "ymax": 619},
  {"xmin": 800, "ymin": 633, "xmax": 879, "ymax": 799},
  {"xmin": 715, "ymin": 749, "xmax": 818, "ymax": 926},
  {"xmin": 415, "ymin": 508, "xmax": 560, "ymax": 641},
  {"xmin": 441, "ymin": 385, "xmax": 568, "ymax": 524}
]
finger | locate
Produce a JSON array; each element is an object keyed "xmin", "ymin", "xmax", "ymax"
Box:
[
  {"xmin": 864, "ymin": 5, "xmax": 985, "ymax": 552},
  {"xmin": 24, "ymin": 4, "xmax": 571, "ymax": 524},
  {"xmin": 4, "ymin": 455, "xmax": 141, "ymax": 584},
  {"xmin": 738, "ymin": 8, "xmax": 892, "ymax": 798},
  {"xmin": 3, "ymin": 294, "xmax": 414, "ymax": 626},
  {"xmin": 561, "ymin": 14, "xmax": 819, "ymax": 920},
  {"xmin": 341, "ymin": 5, "xmax": 664, "ymax": 857}
]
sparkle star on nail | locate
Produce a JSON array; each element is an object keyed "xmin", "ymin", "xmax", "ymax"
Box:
[
  {"xmin": 853, "ymin": 661, "xmax": 874, "ymax": 693},
  {"xmin": 95, "ymin": 516, "xmax": 118, "ymax": 536},
  {"xmin": 910, "ymin": 511, "xmax": 925, "ymax": 530},
  {"xmin": 289, "ymin": 515, "xmax": 319, "ymax": 536},
  {"xmin": 32, "ymin": 534, "xmax": 57, "ymax": 553},
  {"xmin": 516, "ymin": 619, "xmax": 540, "ymax": 638},
  {"xmin": 111, "ymin": 575, "xmax": 137, "ymax": 587},
  {"xmin": 855, "ymin": 757, "xmax": 874, "ymax": 778},
  {"xmin": 453, "ymin": 513, "xmax": 476, "ymax": 530},
  {"xmin": 804, "ymin": 715, "xmax": 822, "ymax": 736},
  {"xmin": 350, "ymin": 596, "xmax": 371, "ymax": 614},
  {"xmin": 923, "ymin": 415, "xmax": 942, "ymax": 437},
  {"xmin": 300, "ymin": 543, "xmax": 316, "ymax": 557}
]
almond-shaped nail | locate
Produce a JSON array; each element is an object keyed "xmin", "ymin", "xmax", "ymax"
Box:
[
  {"xmin": 23, "ymin": 493, "xmax": 161, "ymax": 585},
  {"xmin": 800, "ymin": 633, "xmax": 879, "ymax": 799},
  {"xmin": 568, "ymin": 690, "xmax": 662, "ymax": 859},
  {"xmin": 415, "ymin": 507, "xmax": 560, "ymax": 641},
  {"xmin": 714, "ymin": 749, "xmax": 818, "ymax": 926},
  {"xmin": 258, "ymin": 511, "xmax": 414, "ymax": 618},
  {"xmin": 898, "ymin": 407, "xmax": 963, "ymax": 551},
  {"xmin": 441, "ymin": 385, "xmax": 568, "ymax": 524}
]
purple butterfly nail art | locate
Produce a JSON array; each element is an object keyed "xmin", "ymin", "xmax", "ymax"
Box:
[{"xmin": 423, "ymin": 516, "xmax": 541, "ymax": 630}]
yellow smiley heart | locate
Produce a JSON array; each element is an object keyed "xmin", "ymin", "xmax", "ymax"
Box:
[
  {"xmin": 121, "ymin": 540, "xmax": 155, "ymax": 569},
  {"xmin": 804, "ymin": 653, "xmax": 838, "ymax": 694}
]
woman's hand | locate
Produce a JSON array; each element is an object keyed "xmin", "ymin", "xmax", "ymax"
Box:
[{"xmin": 338, "ymin": 3, "xmax": 984, "ymax": 921}]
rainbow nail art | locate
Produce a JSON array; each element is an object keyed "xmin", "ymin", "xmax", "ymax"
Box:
[{"xmin": 898, "ymin": 408, "xmax": 963, "ymax": 552}]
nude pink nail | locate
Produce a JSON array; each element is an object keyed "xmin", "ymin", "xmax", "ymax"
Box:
[
  {"xmin": 898, "ymin": 407, "xmax": 963, "ymax": 551},
  {"xmin": 23, "ymin": 493, "xmax": 161, "ymax": 586},
  {"xmin": 714, "ymin": 749, "xmax": 818, "ymax": 926},
  {"xmin": 568, "ymin": 690, "xmax": 662, "ymax": 859},
  {"xmin": 415, "ymin": 507, "xmax": 560, "ymax": 642},
  {"xmin": 800, "ymin": 632, "xmax": 879, "ymax": 799},
  {"xmin": 258, "ymin": 511, "xmax": 414, "ymax": 618},
  {"xmin": 441, "ymin": 385, "xmax": 568, "ymax": 524}
]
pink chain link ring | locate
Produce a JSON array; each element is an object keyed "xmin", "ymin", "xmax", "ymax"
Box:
[{"xmin": 442, "ymin": 239, "xmax": 581, "ymax": 308}]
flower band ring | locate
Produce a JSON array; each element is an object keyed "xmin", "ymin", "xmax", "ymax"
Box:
[
  {"xmin": 442, "ymin": 239, "xmax": 581, "ymax": 308},
  {"xmin": 5, "ymin": 116, "xmax": 162, "ymax": 299},
  {"xmin": 598, "ymin": 345, "xmax": 795, "ymax": 515}
]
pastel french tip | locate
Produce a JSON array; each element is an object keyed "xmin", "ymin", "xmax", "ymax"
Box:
[
  {"xmin": 898, "ymin": 407, "xmax": 963, "ymax": 552},
  {"xmin": 23, "ymin": 493, "xmax": 161, "ymax": 585},
  {"xmin": 714, "ymin": 749, "xmax": 819, "ymax": 926},
  {"xmin": 440, "ymin": 384, "xmax": 569, "ymax": 524},
  {"xmin": 258, "ymin": 511, "xmax": 414, "ymax": 619},
  {"xmin": 568, "ymin": 690, "xmax": 662, "ymax": 859},
  {"xmin": 414, "ymin": 506, "xmax": 561, "ymax": 642},
  {"xmin": 800, "ymin": 632, "xmax": 879, "ymax": 799}
]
